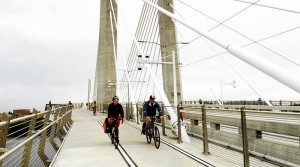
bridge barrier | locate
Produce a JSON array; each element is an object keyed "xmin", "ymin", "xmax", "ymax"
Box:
[
  {"xmin": 0, "ymin": 105, "xmax": 75, "ymax": 167},
  {"xmin": 181, "ymin": 104, "xmax": 300, "ymax": 166}
]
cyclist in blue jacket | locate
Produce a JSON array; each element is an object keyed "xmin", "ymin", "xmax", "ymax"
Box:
[{"xmin": 141, "ymin": 95, "xmax": 163, "ymax": 134}]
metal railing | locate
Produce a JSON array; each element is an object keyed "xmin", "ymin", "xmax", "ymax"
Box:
[
  {"xmin": 0, "ymin": 105, "xmax": 76, "ymax": 167},
  {"xmin": 179, "ymin": 104, "xmax": 300, "ymax": 167}
]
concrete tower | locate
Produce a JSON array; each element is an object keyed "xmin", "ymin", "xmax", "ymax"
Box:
[
  {"xmin": 95, "ymin": 0, "xmax": 118, "ymax": 104},
  {"xmin": 158, "ymin": 0, "xmax": 182, "ymax": 104}
]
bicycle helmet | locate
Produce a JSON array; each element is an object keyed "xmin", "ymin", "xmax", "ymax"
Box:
[
  {"xmin": 112, "ymin": 96, "xmax": 119, "ymax": 101},
  {"xmin": 149, "ymin": 95, "xmax": 156, "ymax": 99}
]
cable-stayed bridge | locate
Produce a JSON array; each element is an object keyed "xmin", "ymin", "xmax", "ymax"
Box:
[{"xmin": 1, "ymin": 0, "xmax": 300, "ymax": 166}]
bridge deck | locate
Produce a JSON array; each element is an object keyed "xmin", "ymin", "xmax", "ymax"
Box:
[{"xmin": 51, "ymin": 109, "xmax": 279, "ymax": 167}]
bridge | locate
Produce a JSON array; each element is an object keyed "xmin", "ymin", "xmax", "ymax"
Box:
[
  {"xmin": 1, "ymin": 104, "xmax": 299, "ymax": 167},
  {"xmin": 1, "ymin": 0, "xmax": 300, "ymax": 166}
]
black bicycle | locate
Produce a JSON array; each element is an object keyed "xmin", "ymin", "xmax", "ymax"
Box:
[
  {"xmin": 93, "ymin": 108, "xmax": 96, "ymax": 116},
  {"xmin": 107, "ymin": 118, "xmax": 121, "ymax": 149},
  {"xmin": 145, "ymin": 117, "xmax": 160, "ymax": 149}
]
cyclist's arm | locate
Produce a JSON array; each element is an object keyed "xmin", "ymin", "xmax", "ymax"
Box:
[
  {"xmin": 107, "ymin": 104, "xmax": 112, "ymax": 118},
  {"xmin": 143, "ymin": 102, "xmax": 148, "ymax": 117},
  {"xmin": 119, "ymin": 104, "xmax": 124, "ymax": 118},
  {"xmin": 156, "ymin": 103, "xmax": 163, "ymax": 116}
]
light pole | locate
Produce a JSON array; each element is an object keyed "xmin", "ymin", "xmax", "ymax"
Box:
[
  {"xmin": 117, "ymin": 69, "xmax": 142, "ymax": 103},
  {"xmin": 138, "ymin": 50, "xmax": 178, "ymax": 108},
  {"xmin": 137, "ymin": 41, "xmax": 188, "ymax": 103},
  {"xmin": 220, "ymin": 80, "xmax": 236, "ymax": 105}
]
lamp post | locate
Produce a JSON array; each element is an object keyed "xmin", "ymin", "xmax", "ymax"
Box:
[
  {"xmin": 220, "ymin": 80, "xmax": 236, "ymax": 105},
  {"xmin": 137, "ymin": 41, "xmax": 188, "ymax": 104},
  {"xmin": 138, "ymin": 50, "xmax": 178, "ymax": 109},
  {"xmin": 117, "ymin": 69, "xmax": 143, "ymax": 103}
]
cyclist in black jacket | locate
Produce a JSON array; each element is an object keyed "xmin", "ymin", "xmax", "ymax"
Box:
[{"xmin": 107, "ymin": 96, "xmax": 124, "ymax": 138}]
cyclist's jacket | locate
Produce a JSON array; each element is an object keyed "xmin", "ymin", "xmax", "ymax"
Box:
[
  {"xmin": 108, "ymin": 103, "xmax": 124, "ymax": 118},
  {"xmin": 143, "ymin": 101, "xmax": 163, "ymax": 117},
  {"xmin": 91, "ymin": 102, "xmax": 97, "ymax": 108}
]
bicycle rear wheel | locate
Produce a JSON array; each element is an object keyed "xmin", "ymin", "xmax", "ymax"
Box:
[
  {"xmin": 110, "ymin": 129, "xmax": 114, "ymax": 144},
  {"xmin": 114, "ymin": 134, "xmax": 119, "ymax": 149},
  {"xmin": 146, "ymin": 129, "xmax": 152, "ymax": 144},
  {"xmin": 154, "ymin": 127, "xmax": 160, "ymax": 149}
]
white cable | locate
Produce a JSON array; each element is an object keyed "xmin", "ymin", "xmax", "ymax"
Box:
[
  {"xmin": 109, "ymin": 10, "xmax": 119, "ymax": 97},
  {"xmin": 116, "ymin": 0, "xmax": 190, "ymax": 142}
]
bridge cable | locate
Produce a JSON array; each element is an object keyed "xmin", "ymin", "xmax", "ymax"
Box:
[
  {"xmin": 175, "ymin": 0, "xmax": 260, "ymax": 48},
  {"xmin": 135, "ymin": 0, "xmax": 158, "ymax": 101},
  {"xmin": 110, "ymin": 0, "xmax": 138, "ymax": 106},
  {"xmin": 170, "ymin": 3, "xmax": 273, "ymax": 106},
  {"xmin": 173, "ymin": 0, "xmax": 300, "ymax": 67},
  {"xmin": 118, "ymin": 1, "xmax": 149, "ymax": 101},
  {"xmin": 182, "ymin": 25, "xmax": 300, "ymax": 67},
  {"xmin": 118, "ymin": 0, "xmax": 192, "ymax": 142},
  {"xmin": 128, "ymin": 2, "xmax": 154, "ymax": 100},
  {"xmin": 136, "ymin": 0, "xmax": 160, "ymax": 102},
  {"xmin": 234, "ymin": 0, "xmax": 300, "ymax": 15}
]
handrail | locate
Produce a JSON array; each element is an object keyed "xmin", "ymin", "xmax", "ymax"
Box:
[
  {"xmin": 181, "ymin": 104, "xmax": 300, "ymax": 111},
  {"xmin": 9, "ymin": 106, "xmax": 66, "ymax": 124},
  {"xmin": 0, "ymin": 110, "xmax": 71, "ymax": 161}
]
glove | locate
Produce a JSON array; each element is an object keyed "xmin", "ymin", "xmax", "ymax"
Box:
[
  {"xmin": 121, "ymin": 118, "xmax": 124, "ymax": 124},
  {"xmin": 146, "ymin": 116, "xmax": 151, "ymax": 122}
]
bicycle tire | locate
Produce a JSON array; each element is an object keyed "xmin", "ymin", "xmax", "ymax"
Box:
[
  {"xmin": 111, "ymin": 129, "xmax": 115, "ymax": 144},
  {"xmin": 154, "ymin": 127, "xmax": 160, "ymax": 149},
  {"xmin": 146, "ymin": 129, "xmax": 152, "ymax": 144},
  {"xmin": 114, "ymin": 131, "xmax": 119, "ymax": 149}
]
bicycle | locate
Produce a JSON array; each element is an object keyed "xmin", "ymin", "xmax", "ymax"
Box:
[
  {"xmin": 93, "ymin": 108, "xmax": 96, "ymax": 116},
  {"xmin": 107, "ymin": 118, "xmax": 122, "ymax": 149},
  {"xmin": 145, "ymin": 117, "xmax": 160, "ymax": 149}
]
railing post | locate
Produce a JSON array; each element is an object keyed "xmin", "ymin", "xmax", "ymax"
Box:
[
  {"xmin": 56, "ymin": 108, "xmax": 65, "ymax": 142},
  {"xmin": 50, "ymin": 108, "xmax": 59, "ymax": 151},
  {"xmin": 21, "ymin": 110, "xmax": 38, "ymax": 167},
  {"xmin": 241, "ymin": 106, "xmax": 250, "ymax": 167},
  {"xmin": 162, "ymin": 104, "xmax": 166, "ymax": 136},
  {"xmin": 0, "ymin": 113, "xmax": 10, "ymax": 159},
  {"xmin": 201, "ymin": 105, "xmax": 210, "ymax": 155},
  {"xmin": 177, "ymin": 105, "xmax": 182, "ymax": 144},
  {"xmin": 125, "ymin": 103, "xmax": 128, "ymax": 120},
  {"xmin": 136, "ymin": 103, "xmax": 139, "ymax": 124},
  {"xmin": 38, "ymin": 111, "xmax": 51, "ymax": 166},
  {"xmin": 130, "ymin": 103, "xmax": 133, "ymax": 122}
]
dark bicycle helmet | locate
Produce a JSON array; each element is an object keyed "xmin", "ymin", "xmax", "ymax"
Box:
[
  {"xmin": 112, "ymin": 96, "xmax": 119, "ymax": 101},
  {"xmin": 149, "ymin": 95, "xmax": 156, "ymax": 99}
]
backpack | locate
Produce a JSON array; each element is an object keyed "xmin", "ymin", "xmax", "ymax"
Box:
[{"xmin": 103, "ymin": 118, "xmax": 110, "ymax": 133}]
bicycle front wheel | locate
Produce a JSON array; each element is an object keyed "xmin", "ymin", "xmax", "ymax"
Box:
[
  {"xmin": 110, "ymin": 129, "xmax": 114, "ymax": 144},
  {"xmin": 146, "ymin": 129, "xmax": 152, "ymax": 144},
  {"xmin": 153, "ymin": 127, "xmax": 160, "ymax": 149},
  {"xmin": 114, "ymin": 134, "xmax": 119, "ymax": 149}
]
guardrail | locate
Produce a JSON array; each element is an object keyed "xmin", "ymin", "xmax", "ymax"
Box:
[
  {"xmin": 182, "ymin": 100, "xmax": 300, "ymax": 106},
  {"xmin": 181, "ymin": 104, "xmax": 300, "ymax": 167},
  {"xmin": 0, "ymin": 105, "xmax": 76, "ymax": 167},
  {"xmin": 100, "ymin": 101, "xmax": 300, "ymax": 166}
]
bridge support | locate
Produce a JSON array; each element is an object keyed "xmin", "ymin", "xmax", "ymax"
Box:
[
  {"xmin": 95, "ymin": 0, "xmax": 118, "ymax": 104},
  {"xmin": 158, "ymin": 0, "xmax": 182, "ymax": 104}
]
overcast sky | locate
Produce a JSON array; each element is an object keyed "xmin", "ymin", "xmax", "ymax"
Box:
[{"xmin": 1, "ymin": 0, "xmax": 300, "ymax": 112}]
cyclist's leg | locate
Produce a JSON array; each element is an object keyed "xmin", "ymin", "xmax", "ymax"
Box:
[
  {"xmin": 115, "ymin": 116, "xmax": 121, "ymax": 138},
  {"xmin": 145, "ymin": 117, "xmax": 151, "ymax": 129}
]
